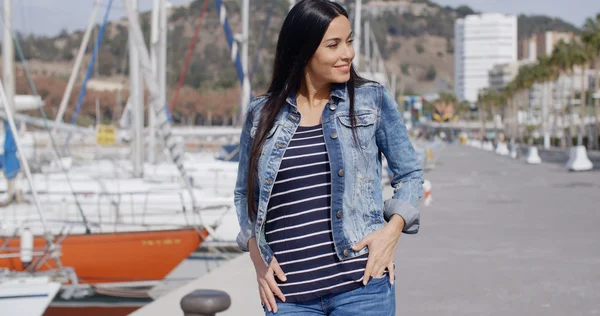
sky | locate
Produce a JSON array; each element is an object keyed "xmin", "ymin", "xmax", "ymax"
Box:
[{"xmin": 4, "ymin": 0, "xmax": 600, "ymax": 37}]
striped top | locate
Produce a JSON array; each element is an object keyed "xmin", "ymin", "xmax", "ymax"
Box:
[{"xmin": 265, "ymin": 124, "xmax": 369, "ymax": 303}]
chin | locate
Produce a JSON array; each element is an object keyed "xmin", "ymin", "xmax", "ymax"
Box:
[{"xmin": 330, "ymin": 74, "xmax": 351, "ymax": 83}]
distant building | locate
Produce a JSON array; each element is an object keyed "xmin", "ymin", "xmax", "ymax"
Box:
[
  {"xmin": 518, "ymin": 31, "xmax": 576, "ymax": 61},
  {"xmin": 488, "ymin": 60, "xmax": 535, "ymax": 91},
  {"xmin": 454, "ymin": 13, "xmax": 518, "ymax": 103}
]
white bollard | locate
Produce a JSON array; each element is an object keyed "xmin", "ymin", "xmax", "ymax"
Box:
[
  {"xmin": 495, "ymin": 142, "xmax": 510, "ymax": 156},
  {"xmin": 509, "ymin": 144, "xmax": 518, "ymax": 159},
  {"xmin": 565, "ymin": 145, "xmax": 593, "ymax": 171},
  {"xmin": 526, "ymin": 146, "xmax": 542, "ymax": 164},
  {"xmin": 483, "ymin": 141, "xmax": 494, "ymax": 151},
  {"xmin": 423, "ymin": 180, "xmax": 432, "ymax": 206}
]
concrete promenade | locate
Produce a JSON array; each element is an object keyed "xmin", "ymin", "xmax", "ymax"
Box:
[
  {"xmin": 395, "ymin": 144, "xmax": 600, "ymax": 315},
  {"xmin": 136, "ymin": 144, "xmax": 599, "ymax": 315}
]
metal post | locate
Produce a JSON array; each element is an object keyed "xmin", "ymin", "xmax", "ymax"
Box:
[
  {"xmin": 353, "ymin": 0, "xmax": 362, "ymax": 70},
  {"xmin": 129, "ymin": 0, "xmax": 144, "ymax": 177},
  {"xmin": 3, "ymin": 0, "xmax": 14, "ymax": 111}
]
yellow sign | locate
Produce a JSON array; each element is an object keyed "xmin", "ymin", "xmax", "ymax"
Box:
[{"xmin": 96, "ymin": 124, "xmax": 116, "ymax": 145}]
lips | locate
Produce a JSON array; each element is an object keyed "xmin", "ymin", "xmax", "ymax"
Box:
[{"xmin": 334, "ymin": 64, "xmax": 350, "ymax": 72}]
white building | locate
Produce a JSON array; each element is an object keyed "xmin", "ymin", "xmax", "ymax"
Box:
[{"xmin": 454, "ymin": 13, "xmax": 518, "ymax": 103}]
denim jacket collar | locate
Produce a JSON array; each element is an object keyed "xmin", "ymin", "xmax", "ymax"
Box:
[{"xmin": 285, "ymin": 82, "xmax": 347, "ymax": 109}]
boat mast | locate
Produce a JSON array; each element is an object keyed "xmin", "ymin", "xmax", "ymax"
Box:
[
  {"xmin": 353, "ymin": 0, "xmax": 362, "ymax": 70},
  {"xmin": 3, "ymin": 0, "xmax": 14, "ymax": 111},
  {"xmin": 150, "ymin": 0, "xmax": 168, "ymax": 164},
  {"xmin": 129, "ymin": 0, "xmax": 144, "ymax": 177},
  {"xmin": 150, "ymin": 0, "xmax": 159, "ymax": 164},
  {"xmin": 364, "ymin": 20, "xmax": 370, "ymax": 74},
  {"xmin": 54, "ymin": 1, "xmax": 101, "ymax": 128},
  {"xmin": 240, "ymin": 0, "xmax": 250, "ymax": 126}
]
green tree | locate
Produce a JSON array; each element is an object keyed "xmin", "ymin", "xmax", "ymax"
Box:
[{"xmin": 582, "ymin": 14, "xmax": 600, "ymax": 149}]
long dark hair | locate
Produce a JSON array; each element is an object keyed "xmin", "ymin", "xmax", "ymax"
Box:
[{"xmin": 247, "ymin": 0, "xmax": 368, "ymax": 220}]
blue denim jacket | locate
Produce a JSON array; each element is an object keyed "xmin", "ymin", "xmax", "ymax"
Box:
[{"xmin": 234, "ymin": 82, "xmax": 423, "ymax": 266}]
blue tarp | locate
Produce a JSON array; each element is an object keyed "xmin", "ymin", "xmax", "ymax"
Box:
[{"xmin": 0, "ymin": 120, "xmax": 21, "ymax": 180}]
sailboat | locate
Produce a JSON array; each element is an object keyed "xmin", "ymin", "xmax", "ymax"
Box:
[
  {"xmin": 0, "ymin": 228, "xmax": 208, "ymax": 284},
  {"xmin": 0, "ymin": 0, "xmax": 215, "ymax": 293}
]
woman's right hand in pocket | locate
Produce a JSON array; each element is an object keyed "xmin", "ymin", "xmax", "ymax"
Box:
[{"xmin": 249, "ymin": 237, "xmax": 287, "ymax": 313}]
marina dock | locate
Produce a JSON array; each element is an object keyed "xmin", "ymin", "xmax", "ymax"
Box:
[{"xmin": 135, "ymin": 144, "xmax": 600, "ymax": 315}]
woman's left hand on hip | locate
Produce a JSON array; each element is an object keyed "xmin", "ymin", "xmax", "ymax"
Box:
[{"xmin": 352, "ymin": 214, "xmax": 405, "ymax": 285}]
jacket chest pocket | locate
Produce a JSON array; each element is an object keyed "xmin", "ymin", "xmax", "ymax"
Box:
[
  {"xmin": 251, "ymin": 123, "xmax": 281, "ymax": 167},
  {"xmin": 337, "ymin": 113, "xmax": 377, "ymax": 149},
  {"xmin": 250, "ymin": 123, "xmax": 279, "ymax": 140}
]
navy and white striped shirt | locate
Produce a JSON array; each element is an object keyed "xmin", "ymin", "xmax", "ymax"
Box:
[{"xmin": 265, "ymin": 124, "xmax": 369, "ymax": 302}]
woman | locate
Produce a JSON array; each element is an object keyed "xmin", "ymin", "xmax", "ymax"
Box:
[{"xmin": 234, "ymin": 0, "xmax": 423, "ymax": 315}]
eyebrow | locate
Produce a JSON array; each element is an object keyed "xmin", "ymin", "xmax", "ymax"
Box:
[{"xmin": 324, "ymin": 31, "xmax": 354, "ymax": 42}]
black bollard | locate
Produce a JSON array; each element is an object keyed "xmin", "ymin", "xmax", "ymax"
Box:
[{"xmin": 180, "ymin": 289, "xmax": 231, "ymax": 316}]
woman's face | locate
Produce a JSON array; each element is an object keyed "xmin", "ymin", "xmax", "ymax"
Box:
[{"xmin": 305, "ymin": 15, "xmax": 355, "ymax": 85}]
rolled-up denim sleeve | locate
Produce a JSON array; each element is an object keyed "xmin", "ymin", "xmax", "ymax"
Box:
[
  {"xmin": 234, "ymin": 101, "xmax": 260, "ymax": 251},
  {"xmin": 375, "ymin": 86, "xmax": 424, "ymax": 234}
]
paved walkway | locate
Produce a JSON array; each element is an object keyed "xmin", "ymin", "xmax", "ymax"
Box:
[
  {"xmin": 137, "ymin": 144, "xmax": 599, "ymax": 315},
  {"xmin": 393, "ymin": 144, "xmax": 600, "ymax": 315}
]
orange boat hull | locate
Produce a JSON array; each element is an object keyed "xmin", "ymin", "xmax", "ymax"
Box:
[{"xmin": 0, "ymin": 228, "xmax": 208, "ymax": 284}]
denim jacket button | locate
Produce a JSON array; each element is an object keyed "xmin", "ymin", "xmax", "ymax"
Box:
[
  {"xmin": 336, "ymin": 211, "xmax": 343, "ymax": 219},
  {"xmin": 343, "ymin": 249, "xmax": 350, "ymax": 256},
  {"xmin": 330, "ymin": 132, "xmax": 338, "ymax": 139},
  {"xmin": 329, "ymin": 104, "xmax": 337, "ymax": 111},
  {"xmin": 338, "ymin": 169, "xmax": 345, "ymax": 177}
]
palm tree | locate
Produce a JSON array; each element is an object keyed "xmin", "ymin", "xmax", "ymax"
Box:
[
  {"xmin": 503, "ymin": 82, "xmax": 517, "ymax": 143},
  {"xmin": 535, "ymin": 56, "xmax": 560, "ymax": 148},
  {"xmin": 551, "ymin": 40, "xmax": 578, "ymax": 147},
  {"xmin": 582, "ymin": 13, "xmax": 600, "ymax": 149},
  {"xmin": 477, "ymin": 90, "xmax": 489, "ymax": 141},
  {"xmin": 514, "ymin": 64, "xmax": 537, "ymax": 143},
  {"xmin": 569, "ymin": 40, "xmax": 591, "ymax": 146}
]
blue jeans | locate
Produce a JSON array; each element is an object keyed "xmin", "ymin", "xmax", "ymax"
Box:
[{"xmin": 264, "ymin": 275, "xmax": 395, "ymax": 315}]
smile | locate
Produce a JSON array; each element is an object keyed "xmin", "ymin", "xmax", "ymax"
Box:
[{"xmin": 333, "ymin": 64, "xmax": 350, "ymax": 72}]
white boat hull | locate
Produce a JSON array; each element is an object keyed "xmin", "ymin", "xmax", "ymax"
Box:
[{"xmin": 0, "ymin": 277, "xmax": 61, "ymax": 316}]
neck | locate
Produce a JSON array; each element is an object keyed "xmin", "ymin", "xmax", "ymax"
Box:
[{"xmin": 298, "ymin": 74, "xmax": 331, "ymax": 108}]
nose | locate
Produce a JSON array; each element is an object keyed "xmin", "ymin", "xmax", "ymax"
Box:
[{"xmin": 341, "ymin": 43, "xmax": 354, "ymax": 62}]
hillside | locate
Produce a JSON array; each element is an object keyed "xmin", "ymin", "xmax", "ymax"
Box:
[{"xmin": 14, "ymin": 0, "xmax": 581, "ymax": 125}]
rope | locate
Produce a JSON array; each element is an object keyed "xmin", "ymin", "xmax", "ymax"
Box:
[
  {"xmin": 168, "ymin": 0, "xmax": 210, "ymax": 114},
  {"xmin": 66, "ymin": 0, "xmax": 114, "ymax": 145}
]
